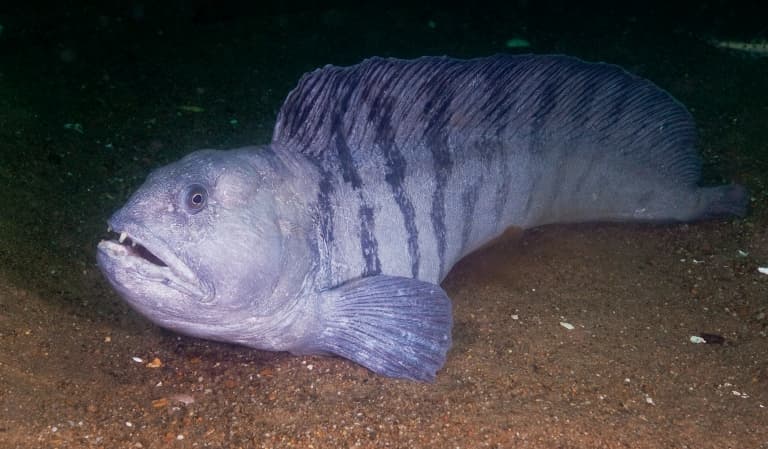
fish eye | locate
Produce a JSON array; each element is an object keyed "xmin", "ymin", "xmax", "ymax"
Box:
[{"xmin": 184, "ymin": 184, "xmax": 208, "ymax": 213}]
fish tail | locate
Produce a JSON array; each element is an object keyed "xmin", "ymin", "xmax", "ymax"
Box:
[{"xmin": 696, "ymin": 184, "xmax": 750, "ymax": 220}]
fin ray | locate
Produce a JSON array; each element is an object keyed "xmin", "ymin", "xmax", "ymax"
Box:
[{"xmin": 308, "ymin": 275, "xmax": 452, "ymax": 382}]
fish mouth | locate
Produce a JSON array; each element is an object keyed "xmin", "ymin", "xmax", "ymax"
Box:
[{"xmin": 97, "ymin": 223, "xmax": 212, "ymax": 302}]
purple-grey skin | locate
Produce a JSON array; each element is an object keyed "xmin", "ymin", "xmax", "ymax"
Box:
[{"xmin": 97, "ymin": 55, "xmax": 748, "ymax": 381}]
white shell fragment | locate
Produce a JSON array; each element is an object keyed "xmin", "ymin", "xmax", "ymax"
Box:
[
  {"xmin": 131, "ymin": 356, "xmax": 144, "ymax": 363},
  {"xmin": 758, "ymin": 266, "xmax": 768, "ymax": 275},
  {"xmin": 169, "ymin": 393, "xmax": 195, "ymax": 405},
  {"xmin": 690, "ymin": 335, "xmax": 706, "ymax": 344},
  {"xmin": 560, "ymin": 322, "xmax": 575, "ymax": 330}
]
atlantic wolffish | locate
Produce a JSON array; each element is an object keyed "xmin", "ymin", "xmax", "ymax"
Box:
[{"xmin": 97, "ymin": 55, "xmax": 748, "ymax": 381}]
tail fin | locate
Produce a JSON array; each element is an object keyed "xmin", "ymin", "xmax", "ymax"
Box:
[{"xmin": 698, "ymin": 184, "xmax": 750, "ymax": 220}]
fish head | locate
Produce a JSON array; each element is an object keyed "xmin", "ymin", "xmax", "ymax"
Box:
[{"xmin": 97, "ymin": 147, "xmax": 294, "ymax": 337}]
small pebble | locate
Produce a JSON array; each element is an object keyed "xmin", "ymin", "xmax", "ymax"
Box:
[
  {"xmin": 560, "ymin": 322, "xmax": 575, "ymax": 330},
  {"xmin": 169, "ymin": 393, "xmax": 195, "ymax": 405},
  {"xmin": 146, "ymin": 357, "xmax": 162, "ymax": 368}
]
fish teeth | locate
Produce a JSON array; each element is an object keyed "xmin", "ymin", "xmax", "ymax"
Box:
[{"xmin": 119, "ymin": 232, "xmax": 128, "ymax": 243}]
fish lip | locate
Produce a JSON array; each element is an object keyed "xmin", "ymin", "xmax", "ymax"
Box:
[{"xmin": 98, "ymin": 221, "xmax": 213, "ymax": 302}]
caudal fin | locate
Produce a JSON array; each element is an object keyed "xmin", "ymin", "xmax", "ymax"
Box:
[{"xmin": 697, "ymin": 184, "xmax": 750, "ymax": 220}]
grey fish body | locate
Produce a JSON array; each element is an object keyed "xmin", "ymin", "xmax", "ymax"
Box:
[
  {"xmin": 274, "ymin": 55, "xmax": 744, "ymax": 286},
  {"xmin": 97, "ymin": 55, "xmax": 747, "ymax": 381}
]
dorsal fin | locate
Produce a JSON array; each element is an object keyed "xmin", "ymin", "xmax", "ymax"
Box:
[{"xmin": 272, "ymin": 55, "xmax": 701, "ymax": 185}]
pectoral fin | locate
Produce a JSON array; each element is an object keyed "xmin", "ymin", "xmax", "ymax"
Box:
[{"xmin": 309, "ymin": 275, "xmax": 453, "ymax": 382}]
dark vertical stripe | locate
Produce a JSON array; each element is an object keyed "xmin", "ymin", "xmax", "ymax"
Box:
[
  {"xmin": 368, "ymin": 90, "xmax": 421, "ymax": 279},
  {"xmin": 330, "ymin": 78, "xmax": 363, "ymax": 189},
  {"xmin": 422, "ymin": 82, "xmax": 453, "ymax": 277},
  {"xmin": 358, "ymin": 205, "xmax": 381, "ymax": 276},
  {"xmin": 380, "ymin": 136, "xmax": 421, "ymax": 279},
  {"xmin": 280, "ymin": 70, "xmax": 327, "ymax": 146},
  {"xmin": 392, "ymin": 183, "xmax": 420, "ymax": 278},
  {"xmin": 522, "ymin": 169, "xmax": 542, "ymax": 222},
  {"xmin": 493, "ymin": 142, "xmax": 511, "ymax": 227},
  {"xmin": 461, "ymin": 180, "xmax": 481, "ymax": 253},
  {"xmin": 425, "ymin": 99, "xmax": 453, "ymax": 276},
  {"xmin": 333, "ymin": 132, "xmax": 362, "ymax": 188},
  {"xmin": 430, "ymin": 167, "xmax": 449, "ymax": 277},
  {"xmin": 316, "ymin": 170, "xmax": 335, "ymax": 284}
]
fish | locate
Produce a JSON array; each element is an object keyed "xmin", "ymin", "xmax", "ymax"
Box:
[{"xmin": 96, "ymin": 55, "xmax": 748, "ymax": 381}]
